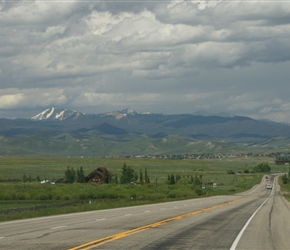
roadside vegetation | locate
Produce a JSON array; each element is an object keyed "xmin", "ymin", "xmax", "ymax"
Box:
[
  {"xmin": 278, "ymin": 167, "xmax": 290, "ymax": 202},
  {"xmin": 0, "ymin": 156, "xmax": 284, "ymax": 222}
]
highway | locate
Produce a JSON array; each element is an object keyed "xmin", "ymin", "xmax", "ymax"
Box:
[{"xmin": 1, "ymin": 175, "xmax": 290, "ymax": 249}]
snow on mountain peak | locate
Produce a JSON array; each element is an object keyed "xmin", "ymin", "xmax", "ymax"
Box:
[
  {"xmin": 31, "ymin": 108, "xmax": 79, "ymax": 121},
  {"xmin": 102, "ymin": 108, "xmax": 151, "ymax": 119},
  {"xmin": 31, "ymin": 107, "xmax": 151, "ymax": 121}
]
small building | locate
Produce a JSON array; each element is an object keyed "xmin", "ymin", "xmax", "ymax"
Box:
[
  {"xmin": 275, "ymin": 158, "xmax": 290, "ymax": 165},
  {"xmin": 40, "ymin": 180, "xmax": 55, "ymax": 184},
  {"xmin": 85, "ymin": 166, "xmax": 114, "ymax": 184}
]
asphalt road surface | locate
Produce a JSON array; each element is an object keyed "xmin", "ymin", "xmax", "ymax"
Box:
[{"xmin": 1, "ymin": 175, "xmax": 290, "ymax": 250}]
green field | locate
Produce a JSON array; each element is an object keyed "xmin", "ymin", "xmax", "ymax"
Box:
[{"xmin": 0, "ymin": 156, "xmax": 286, "ymax": 222}]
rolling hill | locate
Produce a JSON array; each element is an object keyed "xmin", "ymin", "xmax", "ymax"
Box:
[{"xmin": 0, "ymin": 107, "xmax": 290, "ymax": 156}]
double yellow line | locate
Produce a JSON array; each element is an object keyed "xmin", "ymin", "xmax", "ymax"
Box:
[{"xmin": 69, "ymin": 194, "xmax": 257, "ymax": 250}]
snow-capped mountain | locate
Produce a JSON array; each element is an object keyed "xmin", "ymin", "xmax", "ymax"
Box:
[
  {"xmin": 31, "ymin": 107, "xmax": 151, "ymax": 121},
  {"xmin": 120, "ymin": 108, "xmax": 151, "ymax": 115},
  {"xmin": 31, "ymin": 107, "xmax": 83, "ymax": 121}
]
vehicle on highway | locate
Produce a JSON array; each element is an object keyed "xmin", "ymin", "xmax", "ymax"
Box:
[{"xmin": 267, "ymin": 184, "xmax": 272, "ymax": 189}]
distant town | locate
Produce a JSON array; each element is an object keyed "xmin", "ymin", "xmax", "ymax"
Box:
[{"xmin": 110, "ymin": 152, "xmax": 290, "ymax": 164}]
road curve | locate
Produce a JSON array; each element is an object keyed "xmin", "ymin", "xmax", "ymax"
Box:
[{"xmin": 0, "ymin": 175, "xmax": 289, "ymax": 250}]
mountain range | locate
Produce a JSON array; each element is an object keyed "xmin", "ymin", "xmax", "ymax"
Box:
[{"xmin": 0, "ymin": 107, "xmax": 290, "ymax": 156}]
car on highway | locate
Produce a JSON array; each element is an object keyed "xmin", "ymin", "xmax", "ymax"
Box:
[{"xmin": 267, "ymin": 184, "xmax": 272, "ymax": 189}]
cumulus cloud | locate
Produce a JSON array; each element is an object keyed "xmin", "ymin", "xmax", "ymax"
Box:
[
  {"xmin": 0, "ymin": 88, "xmax": 67, "ymax": 109},
  {"xmin": 0, "ymin": 0, "xmax": 290, "ymax": 122},
  {"xmin": 0, "ymin": 93, "xmax": 25, "ymax": 109}
]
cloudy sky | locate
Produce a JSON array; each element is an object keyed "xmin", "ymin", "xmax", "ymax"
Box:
[{"xmin": 1, "ymin": 0, "xmax": 290, "ymax": 122}]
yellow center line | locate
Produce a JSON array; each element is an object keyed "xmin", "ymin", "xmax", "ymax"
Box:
[{"xmin": 69, "ymin": 193, "xmax": 259, "ymax": 250}]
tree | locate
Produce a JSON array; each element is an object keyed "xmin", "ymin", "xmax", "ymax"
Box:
[
  {"xmin": 169, "ymin": 174, "xmax": 175, "ymax": 185},
  {"xmin": 120, "ymin": 163, "xmax": 127, "ymax": 184},
  {"xmin": 133, "ymin": 171, "xmax": 138, "ymax": 182},
  {"xmin": 253, "ymin": 163, "xmax": 271, "ymax": 173},
  {"xmin": 282, "ymin": 174, "xmax": 288, "ymax": 184},
  {"xmin": 139, "ymin": 169, "xmax": 144, "ymax": 185},
  {"xmin": 144, "ymin": 168, "xmax": 150, "ymax": 184},
  {"xmin": 127, "ymin": 167, "xmax": 135, "ymax": 183},
  {"xmin": 103, "ymin": 167, "xmax": 111, "ymax": 184},
  {"xmin": 120, "ymin": 163, "xmax": 135, "ymax": 184},
  {"xmin": 76, "ymin": 166, "xmax": 85, "ymax": 183},
  {"xmin": 65, "ymin": 166, "xmax": 76, "ymax": 183},
  {"xmin": 193, "ymin": 173, "xmax": 201, "ymax": 186}
]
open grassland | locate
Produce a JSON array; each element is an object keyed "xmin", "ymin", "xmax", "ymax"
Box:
[
  {"xmin": 0, "ymin": 156, "xmax": 285, "ymax": 222},
  {"xmin": 0, "ymin": 155, "xmax": 281, "ymax": 181}
]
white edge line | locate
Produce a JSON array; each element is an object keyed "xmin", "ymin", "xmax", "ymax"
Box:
[
  {"xmin": 230, "ymin": 194, "xmax": 271, "ymax": 250},
  {"xmin": 96, "ymin": 218, "xmax": 105, "ymax": 221},
  {"xmin": 51, "ymin": 225, "xmax": 67, "ymax": 230}
]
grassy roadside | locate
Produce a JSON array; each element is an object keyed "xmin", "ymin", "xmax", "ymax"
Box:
[
  {"xmin": 0, "ymin": 174, "xmax": 262, "ymax": 222},
  {"xmin": 278, "ymin": 175, "xmax": 290, "ymax": 202},
  {"xmin": 0, "ymin": 176, "xmax": 261, "ymax": 221}
]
